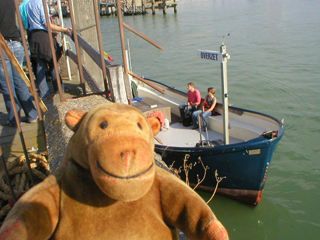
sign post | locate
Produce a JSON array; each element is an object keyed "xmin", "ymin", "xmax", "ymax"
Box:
[
  {"xmin": 220, "ymin": 45, "xmax": 230, "ymax": 145},
  {"xmin": 197, "ymin": 45, "xmax": 230, "ymax": 145}
]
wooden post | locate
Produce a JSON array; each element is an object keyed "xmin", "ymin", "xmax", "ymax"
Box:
[
  {"xmin": 142, "ymin": 0, "xmax": 146, "ymax": 13},
  {"xmin": 152, "ymin": 0, "xmax": 155, "ymax": 15},
  {"xmin": 106, "ymin": 3, "xmax": 110, "ymax": 15},
  {"xmin": 162, "ymin": 0, "xmax": 166, "ymax": 14},
  {"xmin": 72, "ymin": 0, "xmax": 103, "ymax": 92},
  {"xmin": 132, "ymin": 0, "xmax": 136, "ymax": 14}
]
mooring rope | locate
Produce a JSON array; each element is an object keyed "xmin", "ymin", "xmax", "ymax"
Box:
[{"xmin": 0, "ymin": 152, "xmax": 50, "ymax": 222}]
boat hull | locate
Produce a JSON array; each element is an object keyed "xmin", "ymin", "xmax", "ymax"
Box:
[
  {"xmin": 133, "ymin": 77, "xmax": 284, "ymax": 205},
  {"xmin": 156, "ymin": 135, "xmax": 282, "ymax": 205}
]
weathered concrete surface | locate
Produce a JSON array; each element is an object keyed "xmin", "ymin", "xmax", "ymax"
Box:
[
  {"xmin": 44, "ymin": 95, "xmax": 109, "ymax": 171},
  {"xmin": 73, "ymin": 0, "xmax": 103, "ymax": 89},
  {"xmin": 44, "ymin": 95, "xmax": 170, "ymax": 173}
]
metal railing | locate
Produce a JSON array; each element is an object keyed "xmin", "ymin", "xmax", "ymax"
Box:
[{"xmin": 0, "ymin": 0, "xmax": 163, "ymax": 205}]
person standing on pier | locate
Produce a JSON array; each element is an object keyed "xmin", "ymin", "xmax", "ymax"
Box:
[
  {"xmin": 0, "ymin": 0, "xmax": 38, "ymax": 127},
  {"xmin": 27, "ymin": 0, "xmax": 72, "ymax": 99}
]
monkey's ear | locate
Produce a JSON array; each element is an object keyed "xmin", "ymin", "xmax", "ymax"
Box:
[
  {"xmin": 146, "ymin": 116, "xmax": 161, "ymax": 136},
  {"xmin": 65, "ymin": 109, "xmax": 87, "ymax": 132}
]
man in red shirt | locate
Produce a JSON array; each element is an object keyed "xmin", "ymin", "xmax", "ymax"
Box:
[
  {"xmin": 179, "ymin": 82, "xmax": 202, "ymax": 125},
  {"xmin": 187, "ymin": 82, "xmax": 201, "ymax": 107}
]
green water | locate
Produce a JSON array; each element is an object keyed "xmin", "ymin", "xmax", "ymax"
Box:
[{"xmin": 81, "ymin": 0, "xmax": 320, "ymax": 238}]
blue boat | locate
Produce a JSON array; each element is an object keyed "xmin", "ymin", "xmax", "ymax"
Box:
[
  {"xmin": 65, "ymin": 31, "xmax": 284, "ymax": 205},
  {"xmin": 131, "ymin": 76, "xmax": 284, "ymax": 205}
]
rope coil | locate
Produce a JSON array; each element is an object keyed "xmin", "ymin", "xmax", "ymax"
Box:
[{"xmin": 0, "ymin": 152, "xmax": 50, "ymax": 223}]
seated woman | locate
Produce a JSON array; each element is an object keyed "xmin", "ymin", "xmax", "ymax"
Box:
[{"xmin": 192, "ymin": 87, "xmax": 217, "ymax": 130}]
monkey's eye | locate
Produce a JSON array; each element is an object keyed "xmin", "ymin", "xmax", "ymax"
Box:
[
  {"xmin": 137, "ymin": 122, "xmax": 143, "ymax": 130},
  {"xmin": 100, "ymin": 121, "xmax": 108, "ymax": 129}
]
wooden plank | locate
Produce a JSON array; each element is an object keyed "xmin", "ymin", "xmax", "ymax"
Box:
[{"xmin": 108, "ymin": 65, "xmax": 130, "ymax": 104}]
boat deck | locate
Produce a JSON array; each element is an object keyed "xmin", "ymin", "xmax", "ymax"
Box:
[
  {"xmin": 133, "ymin": 97, "xmax": 242, "ymax": 147},
  {"xmin": 131, "ymin": 96, "xmax": 242, "ymax": 148},
  {"xmin": 157, "ymin": 122, "xmax": 242, "ymax": 147}
]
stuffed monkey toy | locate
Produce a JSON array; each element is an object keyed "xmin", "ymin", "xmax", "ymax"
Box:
[{"xmin": 0, "ymin": 103, "xmax": 228, "ymax": 240}]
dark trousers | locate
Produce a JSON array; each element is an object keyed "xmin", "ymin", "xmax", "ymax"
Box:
[
  {"xmin": 179, "ymin": 104, "xmax": 197, "ymax": 120},
  {"xmin": 35, "ymin": 58, "xmax": 64, "ymax": 99}
]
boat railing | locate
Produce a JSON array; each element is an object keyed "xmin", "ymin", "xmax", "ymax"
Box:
[
  {"xmin": 142, "ymin": 77, "xmax": 188, "ymax": 98},
  {"xmin": 135, "ymin": 77, "xmax": 280, "ymax": 140},
  {"xmin": 207, "ymin": 115, "xmax": 264, "ymax": 141}
]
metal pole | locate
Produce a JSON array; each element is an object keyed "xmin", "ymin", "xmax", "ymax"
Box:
[
  {"xmin": 122, "ymin": 22, "xmax": 164, "ymax": 50},
  {"xmin": 13, "ymin": 0, "xmax": 47, "ymax": 145},
  {"xmin": 68, "ymin": 0, "xmax": 87, "ymax": 95},
  {"xmin": 220, "ymin": 44, "xmax": 230, "ymax": 145},
  {"xmin": 57, "ymin": 0, "xmax": 72, "ymax": 81},
  {"xmin": 42, "ymin": 0, "xmax": 65, "ymax": 102},
  {"xmin": 93, "ymin": 0, "xmax": 111, "ymax": 99},
  {"xmin": 127, "ymin": 39, "xmax": 132, "ymax": 72},
  {"xmin": 116, "ymin": 0, "xmax": 129, "ymax": 74},
  {"xmin": 0, "ymin": 42, "xmax": 35, "ymax": 186}
]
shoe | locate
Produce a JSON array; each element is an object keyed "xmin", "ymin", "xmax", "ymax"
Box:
[
  {"xmin": 192, "ymin": 126, "xmax": 198, "ymax": 130},
  {"xmin": 42, "ymin": 94, "xmax": 56, "ymax": 101},
  {"xmin": 2, "ymin": 122, "xmax": 17, "ymax": 127},
  {"xmin": 64, "ymin": 87, "xmax": 71, "ymax": 93},
  {"xmin": 27, "ymin": 116, "xmax": 39, "ymax": 123}
]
